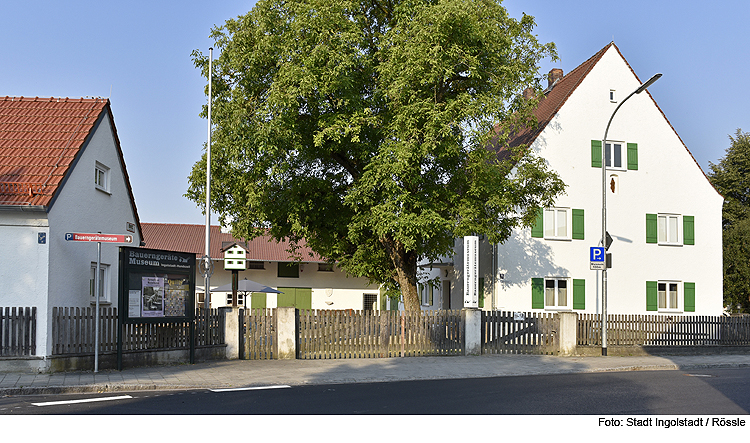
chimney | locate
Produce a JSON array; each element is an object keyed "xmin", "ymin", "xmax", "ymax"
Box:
[
  {"xmin": 523, "ymin": 87, "xmax": 535, "ymax": 100},
  {"xmin": 547, "ymin": 68, "xmax": 563, "ymax": 90}
]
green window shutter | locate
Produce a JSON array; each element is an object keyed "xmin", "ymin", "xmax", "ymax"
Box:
[
  {"xmin": 572, "ymin": 209, "xmax": 585, "ymax": 240},
  {"xmin": 627, "ymin": 143, "xmax": 638, "ymax": 170},
  {"xmin": 683, "ymin": 215, "xmax": 695, "ymax": 245},
  {"xmin": 531, "ymin": 208, "xmax": 543, "ymax": 238},
  {"xmin": 591, "ymin": 140, "xmax": 602, "ymax": 168},
  {"xmin": 278, "ymin": 262, "xmax": 300, "ymax": 278},
  {"xmin": 646, "ymin": 214, "xmax": 657, "ymax": 243},
  {"xmin": 478, "ymin": 277, "xmax": 485, "ymax": 309},
  {"xmin": 250, "ymin": 293, "xmax": 267, "ymax": 309},
  {"xmin": 277, "ymin": 287, "xmax": 297, "ymax": 307},
  {"xmin": 573, "ymin": 279, "xmax": 585, "ymax": 310},
  {"xmin": 531, "ymin": 278, "xmax": 544, "ymax": 309},
  {"xmin": 646, "ymin": 281, "xmax": 658, "ymax": 311},
  {"xmin": 684, "ymin": 282, "xmax": 695, "ymax": 312}
]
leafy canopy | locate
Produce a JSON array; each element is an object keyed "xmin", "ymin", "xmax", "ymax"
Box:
[
  {"xmin": 709, "ymin": 129, "xmax": 750, "ymax": 313},
  {"xmin": 187, "ymin": 0, "xmax": 565, "ymax": 310}
]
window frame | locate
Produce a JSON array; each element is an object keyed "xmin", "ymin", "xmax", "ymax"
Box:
[
  {"xmin": 544, "ymin": 277, "xmax": 571, "ymax": 311},
  {"xmin": 605, "ymin": 142, "xmax": 625, "ymax": 170},
  {"xmin": 95, "ymin": 162, "xmax": 110, "ymax": 193},
  {"xmin": 543, "ymin": 207, "xmax": 572, "ymax": 240},
  {"xmin": 657, "ymin": 280, "xmax": 681, "ymax": 312},
  {"xmin": 90, "ymin": 262, "xmax": 111, "ymax": 304},
  {"xmin": 657, "ymin": 213, "xmax": 681, "ymax": 245}
]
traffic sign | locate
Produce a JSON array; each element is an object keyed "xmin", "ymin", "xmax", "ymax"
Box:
[
  {"xmin": 65, "ymin": 233, "xmax": 133, "ymax": 243},
  {"xmin": 590, "ymin": 246, "xmax": 605, "ymax": 270}
]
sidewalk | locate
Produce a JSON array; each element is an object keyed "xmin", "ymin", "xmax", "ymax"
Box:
[{"xmin": 2, "ymin": 353, "xmax": 750, "ymax": 396}]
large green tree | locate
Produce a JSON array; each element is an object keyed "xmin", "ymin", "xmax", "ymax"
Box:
[
  {"xmin": 709, "ymin": 129, "xmax": 750, "ymax": 313},
  {"xmin": 187, "ymin": 0, "xmax": 565, "ymax": 311}
]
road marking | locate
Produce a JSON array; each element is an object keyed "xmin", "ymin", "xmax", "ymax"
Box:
[
  {"xmin": 32, "ymin": 395, "xmax": 133, "ymax": 407},
  {"xmin": 209, "ymin": 385, "xmax": 291, "ymax": 393},
  {"xmin": 685, "ymin": 374, "xmax": 712, "ymax": 377}
]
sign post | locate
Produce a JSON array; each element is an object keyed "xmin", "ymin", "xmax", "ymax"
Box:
[{"xmin": 65, "ymin": 232, "xmax": 133, "ymax": 372}]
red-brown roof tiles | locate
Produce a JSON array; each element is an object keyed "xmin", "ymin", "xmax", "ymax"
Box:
[
  {"xmin": 0, "ymin": 96, "xmax": 107, "ymax": 206},
  {"xmin": 141, "ymin": 223, "xmax": 325, "ymax": 263}
]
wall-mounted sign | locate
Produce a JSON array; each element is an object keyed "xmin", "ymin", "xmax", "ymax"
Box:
[
  {"xmin": 66, "ymin": 232, "xmax": 132, "ymax": 243},
  {"xmin": 463, "ymin": 236, "xmax": 479, "ymax": 308}
]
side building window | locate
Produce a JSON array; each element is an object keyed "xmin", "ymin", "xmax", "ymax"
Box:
[
  {"xmin": 531, "ymin": 208, "xmax": 584, "ymax": 240},
  {"xmin": 646, "ymin": 281, "xmax": 695, "ymax": 312},
  {"xmin": 591, "ymin": 140, "xmax": 638, "ymax": 170},
  {"xmin": 95, "ymin": 162, "xmax": 110, "ymax": 193},
  {"xmin": 531, "ymin": 278, "xmax": 585, "ymax": 310},
  {"xmin": 646, "ymin": 214, "xmax": 694, "ymax": 245},
  {"xmin": 90, "ymin": 263, "xmax": 110, "ymax": 303},
  {"xmin": 278, "ymin": 262, "xmax": 300, "ymax": 278}
]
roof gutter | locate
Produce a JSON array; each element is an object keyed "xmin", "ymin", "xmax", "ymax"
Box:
[{"xmin": 0, "ymin": 204, "xmax": 47, "ymax": 212}]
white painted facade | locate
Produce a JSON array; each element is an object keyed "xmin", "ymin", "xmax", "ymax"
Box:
[
  {"xmin": 200, "ymin": 261, "xmax": 381, "ymax": 311},
  {"xmin": 419, "ymin": 45, "xmax": 723, "ymax": 316},
  {"xmin": 0, "ymin": 111, "xmax": 142, "ymax": 357}
]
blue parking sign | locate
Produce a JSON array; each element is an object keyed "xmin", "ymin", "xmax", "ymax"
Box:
[{"xmin": 590, "ymin": 247, "xmax": 605, "ymax": 262}]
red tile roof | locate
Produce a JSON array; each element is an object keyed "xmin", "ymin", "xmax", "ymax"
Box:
[
  {"xmin": 0, "ymin": 95, "xmax": 144, "ymax": 239},
  {"xmin": 141, "ymin": 223, "xmax": 325, "ymax": 262},
  {"xmin": 0, "ymin": 96, "xmax": 109, "ymax": 206}
]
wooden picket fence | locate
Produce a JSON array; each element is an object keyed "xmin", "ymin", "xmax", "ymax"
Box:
[
  {"xmin": 242, "ymin": 308, "xmax": 275, "ymax": 360},
  {"xmin": 0, "ymin": 307, "xmax": 36, "ymax": 357},
  {"xmin": 51, "ymin": 307, "xmax": 224, "ymax": 355},
  {"xmin": 296, "ymin": 309, "xmax": 463, "ymax": 360},
  {"xmin": 578, "ymin": 314, "xmax": 750, "ymax": 346},
  {"xmin": 481, "ymin": 311, "xmax": 559, "ymax": 355}
]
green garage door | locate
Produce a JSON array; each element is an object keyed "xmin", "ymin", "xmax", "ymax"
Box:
[{"xmin": 276, "ymin": 287, "xmax": 312, "ymax": 310}]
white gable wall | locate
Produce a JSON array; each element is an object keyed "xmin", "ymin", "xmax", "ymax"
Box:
[
  {"xmin": 493, "ymin": 46, "xmax": 723, "ymax": 315},
  {"xmin": 45, "ymin": 111, "xmax": 142, "ymax": 354}
]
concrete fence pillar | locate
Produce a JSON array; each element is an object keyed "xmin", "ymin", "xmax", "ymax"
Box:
[
  {"xmin": 276, "ymin": 306, "xmax": 297, "ymax": 359},
  {"xmin": 462, "ymin": 308, "xmax": 482, "ymax": 356},
  {"xmin": 557, "ymin": 311, "xmax": 578, "ymax": 356},
  {"xmin": 220, "ymin": 306, "xmax": 241, "ymax": 360}
]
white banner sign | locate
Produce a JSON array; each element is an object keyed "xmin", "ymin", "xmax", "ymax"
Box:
[{"xmin": 464, "ymin": 236, "xmax": 479, "ymax": 308}]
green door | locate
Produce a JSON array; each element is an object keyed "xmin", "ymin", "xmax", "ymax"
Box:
[
  {"xmin": 250, "ymin": 293, "xmax": 267, "ymax": 309},
  {"xmin": 277, "ymin": 287, "xmax": 312, "ymax": 310}
]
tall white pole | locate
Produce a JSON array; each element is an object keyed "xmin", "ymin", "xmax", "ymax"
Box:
[
  {"xmin": 204, "ymin": 48, "xmax": 213, "ymax": 336},
  {"xmin": 94, "ymin": 238, "xmax": 101, "ymax": 372}
]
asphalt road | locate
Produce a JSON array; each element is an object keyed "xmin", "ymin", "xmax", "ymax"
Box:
[{"xmin": 3, "ymin": 367, "xmax": 750, "ymax": 415}]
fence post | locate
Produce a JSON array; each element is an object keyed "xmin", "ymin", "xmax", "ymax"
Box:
[
  {"xmin": 219, "ymin": 306, "xmax": 241, "ymax": 360},
  {"xmin": 557, "ymin": 312, "xmax": 578, "ymax": 356},
  {"xmin": 276, "ymin": 306, "xmax": 297, "ymax": 359},
  {"xmin": 462, "ymin": 308, "xmax": 482, "ymax": 356}
]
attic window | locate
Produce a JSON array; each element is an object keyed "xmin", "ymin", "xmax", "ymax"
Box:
[
  {"xmin": 609, "ymin": 89, "xmax": 617, "ymax": 103},
  {"xmin": 95, "ymin": 162, "xmax": 110, "ymax": 193}
]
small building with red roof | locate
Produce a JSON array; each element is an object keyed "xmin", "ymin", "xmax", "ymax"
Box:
[
  {"xmin": 0, "ymin": 96, "xmax": 143, "ymax": 364},
  {"xmin": 140, "ymin": 222, "xmax": 382, "ymax": 311}
]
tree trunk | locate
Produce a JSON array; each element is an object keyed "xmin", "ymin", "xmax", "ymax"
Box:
[{"xmin": 380, "ymin": 235, "xmax": 421, "ymax": 311}]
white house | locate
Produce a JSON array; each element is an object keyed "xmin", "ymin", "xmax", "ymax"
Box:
[
  {"xmin": 0, "ymin": 96, "xmax": 144, "ymax": 361},
  {"xmin": 140, "ymin": 223, "xmax": 384, "ymax": 311},
  {"xmin": 419, "ymin": 43, "xmax": 724, "ymax": 316}
]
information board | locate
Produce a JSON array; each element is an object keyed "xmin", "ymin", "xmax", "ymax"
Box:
[{"xmin": 118, "ymin": 247, "xmax": 196, "ymax": 323}]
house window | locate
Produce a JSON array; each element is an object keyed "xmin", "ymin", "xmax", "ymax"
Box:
[
  {"xmin": 246, "ymin": 261, "xmax": 265, "ymax": 270},
  {"xmin": 95, "ymin": 162, "xmax": 110, "ymax": 192},
  {"xmin": 544, "ymin": 208, "xmax": 569, "ymax": 239},
  {"xmin": 605, "ymin": 143, "xmax": 623, "ymax": 169},
  {"xmin": 610, "ymin": 89, "xmax": 617, "ymax": 102},
  {"xmin": 658, "ymin": 214, "xmax": 680, "ymax": 244},
  {"xmin": 278, "ymin": 262, "xmax": 300, "ymax": 278},
  {"xmin": 318, "ymin": 263, "xmax": 334, "ymax": 272},
  {"xmin": 90, "ymin": 263, "xmax": 110, "ymax": 303},
  {"xmin": 363, "ymin": 293, "xmax": 378, "ymax": 311},
  {"xmin": 658, "ymin": 282, "xmax": 679, "ymax": 310},
  {"xmin": 226, "ymin": 292, "xmax": 245, "ymax": 306},
  {"xmin": 420, "ymin": 283, "xmax": 434, "ymax": 306},
  {"xmin": 544, "ymin": 278, "xmax": 569, "ymax": 309}
]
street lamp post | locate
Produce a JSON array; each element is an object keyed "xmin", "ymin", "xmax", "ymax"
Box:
[{"xmin": 601, "ymin": 73, "xmax": 661, "ymax": 356}]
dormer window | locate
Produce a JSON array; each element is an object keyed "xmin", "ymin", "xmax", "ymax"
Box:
[{"xmin": 95, "ymin": 162, "xmax": 110, "ymax": 193}]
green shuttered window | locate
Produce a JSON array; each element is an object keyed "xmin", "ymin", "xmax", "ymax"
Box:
[
  {"xmin": 572, "ymin": 209, "xmax": 585, "ymax": 240},
  {"xmin": 646, "ymin": 214, "xmax": 658, "ymax": 243},
  {"xmin": 646, "ymin": 281, "xmax": 695, "ymax": 312},
  {"xmin": 531, "ymin": 278, "xmax": 544, "ymax": 309},
  {"xmin": 627, "ymin": 143, "xmax": 638, "ymax": 170},
  {"xmin": 683, "ymin": 216, "xmax": 695, "ymax": 245},
  {"xmin": 684, "ymin": 282, "xmax": 696, "ymax": 312},
  {"xmin": 573, "ymin": 279, "xmax": 585, "ymax": 310},
  {"xmin": 646, "ymin": 281, "xmax": 658, "ymax": 311},
  {"xmin": 531, "ymin": 208, "xmax": 543, "ymax": 238},
  {"xmin": 591, "ymin": 140, "xmax": 602, "ymax": 168}
]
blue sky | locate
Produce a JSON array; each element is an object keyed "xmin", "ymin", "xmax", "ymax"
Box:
[{"xmin": 2, "ymin": 1, "xmax": 748, "ymax": 226}]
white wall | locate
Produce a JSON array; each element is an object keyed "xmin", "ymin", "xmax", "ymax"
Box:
[
  {"xmin": 492, "ymin": 46, "xmax": 723, "ymax": 315},
  {"xmin": 199, "ymin": 261, "xmax": 379, "ymax": 310},
  {"xmin": 45, "ymin": 111, "xmax": 142, "ymax": 354}
]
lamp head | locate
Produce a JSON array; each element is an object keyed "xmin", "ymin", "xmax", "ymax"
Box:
[{"xmin": 635, "ymin": 73, "xmax": 662, "ymax": 94}]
